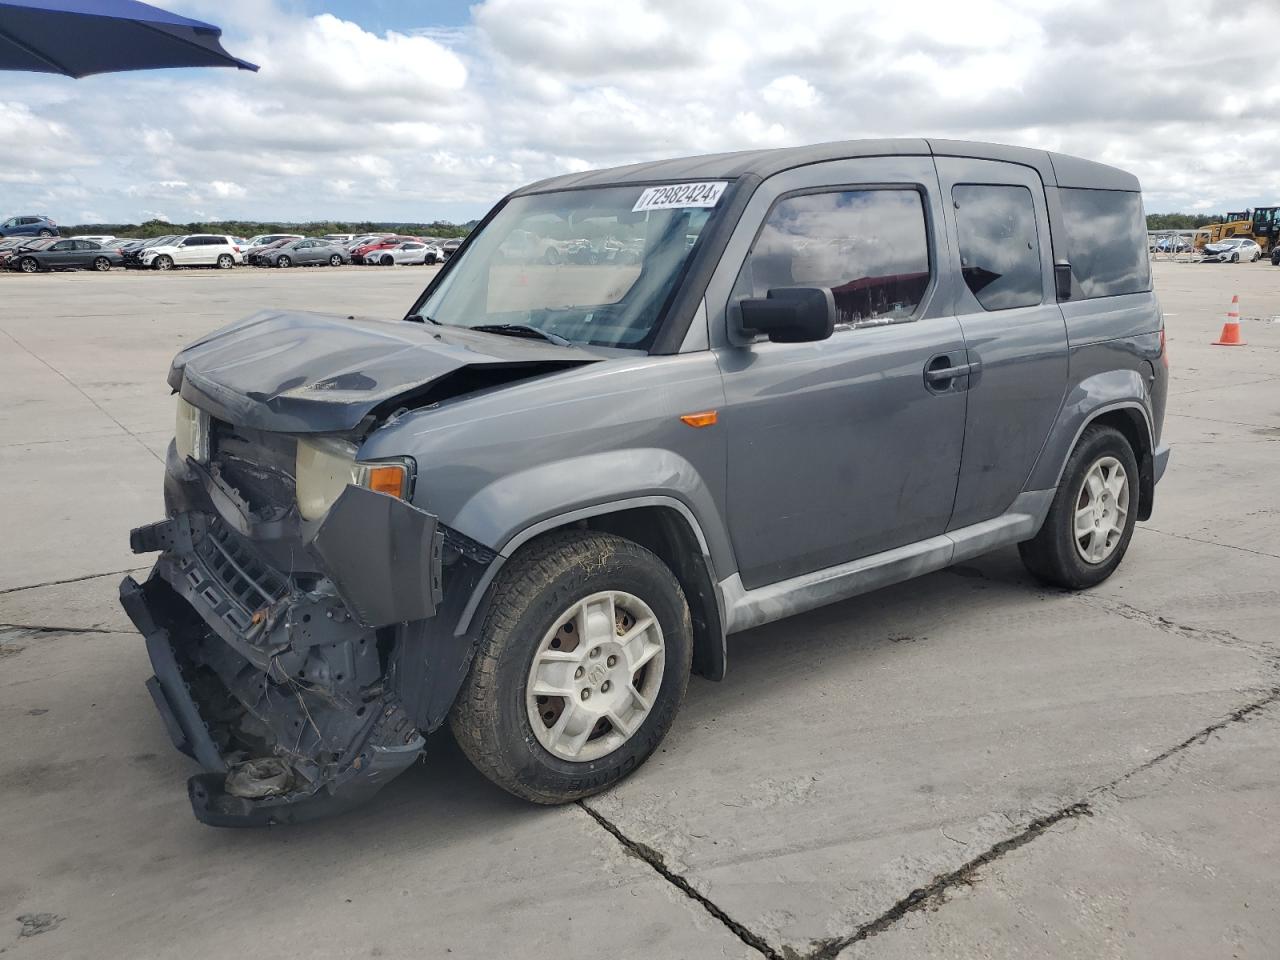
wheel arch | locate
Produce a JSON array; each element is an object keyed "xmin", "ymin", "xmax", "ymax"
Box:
[
  {"xmin": 1049, "ymin": 401, "xmax": 1155, "ymax": 523},
  {"xmin": 456, "ymin": 498, "xmax": 728, "ymax": 682}
]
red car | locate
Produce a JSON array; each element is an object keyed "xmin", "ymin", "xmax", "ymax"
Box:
[{"xmin": 351, "ymin": 236, "xmax": 414, "ymax": 264}]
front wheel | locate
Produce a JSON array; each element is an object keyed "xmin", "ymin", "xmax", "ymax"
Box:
[
  {"xmin": 380, "ymin": 254, "xmax": 393, "ymax": 266},
  {"xmin": 451, "ymin": 531, "xmax": 693, "ymax": 804},
  {"xmin": 19, "ymin": 257, "xmax": 38, "ymax": 273},
  {"xmin": 152, "ymin": 255, "xmax": 173, "ymax": 271},
  {"xmin": 1018, "ymin": 424, "xmax": 1139, "ymax": 589},
  {"xmin": 92, "ymin": 257, "xmax": 111, "ymax": 272},
  {"xmin": 1231, "ymin": 252, "xmax": 1240, "ymax": 263},
  {"xmin": 277, "ymin": 255, "xmax": 291, "ymax": 268}
]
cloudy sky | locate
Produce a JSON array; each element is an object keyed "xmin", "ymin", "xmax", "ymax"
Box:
[{"xmin": 3, "ymin": 0, "xmax": 1279, "ymax": 225}]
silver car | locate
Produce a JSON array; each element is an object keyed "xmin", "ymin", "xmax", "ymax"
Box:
[
  {"xmin": 262, "ymin": 238, "xmax": 350, "ymax": 268},
  {"xmin": 1201, "ymin": 237, "xmax": 1261, "ymax": 262}
]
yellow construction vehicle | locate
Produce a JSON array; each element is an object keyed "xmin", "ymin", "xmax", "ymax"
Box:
[
  {"xmin": 1194, "ymin": 211, "xmax": 1253, "ymax": 249},
  {"xmin": 1247, "ymin": 206, "xmax": 1280, "ymax": 254}
]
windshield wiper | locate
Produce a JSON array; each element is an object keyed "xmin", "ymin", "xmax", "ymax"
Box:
[
  {"xmin": 406, "ymin": 313, "xmax": 442, "ymax": 325},
  {"xmin": 470, "ymin": 323, "xmax": 570, "ymax": 346}
]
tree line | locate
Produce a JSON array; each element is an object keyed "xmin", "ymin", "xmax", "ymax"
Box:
[
  {"xmin": 56, "ymin": 218, "xmax": 477, "ymax": 239},
  {"xmin": 1145, "ymin": 213, "xmax": 1236, "ymax": 230}
]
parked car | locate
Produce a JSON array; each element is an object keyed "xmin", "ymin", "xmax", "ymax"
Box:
[
  {"xmin": 1201, "ymin": 237, "xmax": 1261, "ymax": 263},
  {"xmin": 0, "ymin": 236, "xmax": 41, "ymax": 267},
  {"xmin": 139, "ymin": 234, "xmax": 242, "ymax": 270},
  {"xmin": 122, "ymin": 235, "xmax": 180, "ymax": 268},
  {"xmin": 243, "ymin": 234, "xmax": 303, "ymax": 251},
  {"xmin": 122, "ymin": 139, "xmax": 1168, "ymax": 825},
  {"xmin": 7, "ymin": 237, "xmax": 124, "ymax": 272},
  {"xmin": 71, "ymin": 234, "xmax": 116, "ymax": 245},
  {"xmin": 368, "ymin": 240, "xmax": 439, "ymax": 266},
  {"xmin": 1152, "ymin": 235, "xmax": 1191, "ymax": 254},
  {"xmin": 0, "ymin": 214, "xmax": 57, "ymax": 237},
  {"xmin": 350, "ymin": 236, "xmax": 412, "ymax": 264},
  {"xmin": 441, "ymin": 237, "xmax": 462, "ymax": 259},
  {"xmin": 245, "ymin": 237, "xmax": 294, "ymax": 266},
  {"xmin": 261, "ymin": 238, "xmax": 350, "ymax": 268}
]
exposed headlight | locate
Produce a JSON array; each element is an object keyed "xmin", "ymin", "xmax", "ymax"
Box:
[
  {"xmin": 174, "ymin": 395, "xmax": 209, "ymax": 462},
  {"xmin": 295, "ymin": 437, "xmax": 413, "ymax": 521}
]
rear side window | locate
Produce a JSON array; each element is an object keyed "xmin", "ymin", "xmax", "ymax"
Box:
[
  {"xmin": 740, "ymin": 189, "xmax": 931, "ymax": 325},
  {"xmin": 1059, "ymin": 188, "xmax": 1151, "ymax": 299},
  {"xmin": 952, "ymin": 184, "xmax": 1042, "ymax": 310}
]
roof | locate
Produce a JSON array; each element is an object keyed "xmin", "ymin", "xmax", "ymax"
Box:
[{"xmin": 515, "ymin": 138, "xmax": 1140, "ymax": 195}]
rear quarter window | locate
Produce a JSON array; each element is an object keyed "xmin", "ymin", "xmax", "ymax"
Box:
[{"xmin": 1059, "ymin": 188, "xmax": 1151, "ymax": 299}]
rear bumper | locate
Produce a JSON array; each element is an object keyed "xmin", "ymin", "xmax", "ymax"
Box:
[{"xmin": 1153, "ymin": 442, "xmax": 1171, "ymax": 485}]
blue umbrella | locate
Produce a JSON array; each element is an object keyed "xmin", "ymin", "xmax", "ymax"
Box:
[{"xmin": 0, "ymin": 0, "xmax": 257, "ymax": 77}]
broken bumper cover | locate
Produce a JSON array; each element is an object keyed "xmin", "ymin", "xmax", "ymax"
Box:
[{"xmin": 121, "ymin": 468, "xmax": 443, "ymax": 826}]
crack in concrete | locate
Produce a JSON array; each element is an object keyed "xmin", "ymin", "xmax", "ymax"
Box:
[
  {"xmin": 579, "ymin": 685, "xmax": 1280, "ymax": 960},
  {"xmin": 1074, "ymin": 594, "xmax": 1280, "ymax": 669},
  {"xmin": 805, "ymin": 802, "xmax": 1095, "ymax": 960},
  {"xmin": 577, "ymin": 801, "xmax": 785, "ymax": 960},
  {"xmin": 0, "ymin": 567, "xmax": 145, "ymax": 596},
  {"xmin": 0, "ymin": 623, "xmax": 118, "ymax": 636},
  {"xmin": 1137, "ymin": 526, "xmax": 1280, "ymax": 561}
]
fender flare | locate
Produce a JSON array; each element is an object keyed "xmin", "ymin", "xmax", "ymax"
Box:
[
  {"xmin": 1026, "ymin": 369, "xmax": 1154, "ymax": 494},
  {"xmin": 453, "ymin": 493, "xmax": 723, "ymax": 636}
]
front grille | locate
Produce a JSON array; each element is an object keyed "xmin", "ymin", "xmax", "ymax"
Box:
[
  {"xmin": 188, "ymin": 518, "xmax": 289, "ymax": 632},
  {"xmin": 209, "ymin": 419, "xmax": 297, "ymax": 520}
]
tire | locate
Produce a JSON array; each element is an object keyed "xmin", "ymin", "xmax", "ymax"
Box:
[
  {"xmin": 277, "ymin": 255, "xmax": 291, "ymax": 268},
  {"xmin": 37, "ymin": 229, "xmax": 53, "ymax": 237},
  {"xmin": 329, "ymin": 254, "xmax": 342, "ymax": 267},
  {"xmin": 1231, "ymin": 252, "xmax": 1240, "ymax": 263},
  {"xmin": 450, "ymin": 530, "xmax": 693, "ymax": 804},
  {"xmin": 380, "ymin": 254, "xmax": 393, "ymax": 266},
  {"xmin": 152, "ymin": 255, "xmax": 173, "ymax": 271},
  {"xmin": 1018, "ymin": 424, "xmax": 1140, "ymax": 590},
  {"xmin": 19, "ymin": 257, "xmax": 38, "ymax": 273},
  {"xmin": 217, "ymin": 254, "xmax": 234, "ymax": 269},
  {"xmin": 1252, "ymin": 252, "xmax": 1261, "ymax": 262},
  {"xmin": 544, "ymin": 247, "xmax": 561, "ymax": 265},
  {"xmin": 92, "ymin": 257, "xmax": 110, "ymax": 272}
]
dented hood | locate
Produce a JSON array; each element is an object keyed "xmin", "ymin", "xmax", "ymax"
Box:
[{"xmin": 169, "ymin": 310, "xmax": 601, "ymax": 433}]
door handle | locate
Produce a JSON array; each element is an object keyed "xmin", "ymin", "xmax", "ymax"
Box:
[{"xmin": 925, "ymin": 362, "xmax": 973, "ymax": 383}]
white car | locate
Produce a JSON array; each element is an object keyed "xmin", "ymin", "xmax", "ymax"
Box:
[
  {"xmin": 139, "ymin": 234, "xmax": 243, "ymax": 270},
  {"xmin": 367, "ymin": 240, "xmax": 441, "ymax": 265},
  {"xmin": 1202, "ymin": 237, "xmax": 1262, "ymax": 263}
]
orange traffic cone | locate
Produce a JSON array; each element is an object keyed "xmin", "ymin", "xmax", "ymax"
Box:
[{"xmin": 1213, "ymin": 294, "xmax": 1246, "ymax": 346}]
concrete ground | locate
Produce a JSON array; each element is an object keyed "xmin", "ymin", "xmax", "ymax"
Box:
[{"xmin": 1, "ymin": 260, "xmax": 1277, "ymax": 959}]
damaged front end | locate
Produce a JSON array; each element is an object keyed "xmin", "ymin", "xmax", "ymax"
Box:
[{"xmin": 121, "ymin": 434, "xmax": 443, "ymax": 827}]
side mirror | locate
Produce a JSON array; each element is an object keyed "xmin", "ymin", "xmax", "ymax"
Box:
[
  {"xmin": 739, "ymin": 287, "xmax": 836, "ymax": 343},
  {"xmin": 1054, "ymin": 262, "xmax": 1073, "ymax": 302}
]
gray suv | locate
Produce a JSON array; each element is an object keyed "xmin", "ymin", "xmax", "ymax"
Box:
[{"xmin": 121, "ymin": 139, "xmax": 1169, "ymax": 825}]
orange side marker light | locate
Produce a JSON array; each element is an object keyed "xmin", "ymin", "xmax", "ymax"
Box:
[{"xmin": 680, "ymin": 410, "xmax": 718, "ymax": 428}]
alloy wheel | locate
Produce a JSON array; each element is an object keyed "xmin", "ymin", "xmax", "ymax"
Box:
[
  {"xmin": 1074, "ymin": 456, "xmax": 1129, "ymax": 564},
  {"xmin": 526, "ymin": 590, "xmax": 665, "ymax": 762}
]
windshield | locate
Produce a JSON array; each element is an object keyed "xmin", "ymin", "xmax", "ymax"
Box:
[{"xmin": 415, "ymin": 183, "xmax": 726, "ymax": 348}]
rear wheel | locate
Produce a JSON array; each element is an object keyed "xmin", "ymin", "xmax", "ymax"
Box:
[
  {"xmin": 152, "ymin": 255, "xmax": 173, "ymax": 271},
  {"xmin": 329, "ymin": 254, "xmax": 342, "ymax": 267},
  {"xmin": 92, "ymin": 257, "xmax": 111, "ymax": 272},
  {"xmin": 1018, "ymin": 424, "xmax": 1139, "ymax": 589},
  {"xmin": 451, "ymin": 531, "xmax": 693, "ymax": 803},
  {"xmin": 37, "ymin": 229, "xmax": 53, "ymax": 237},
  {"xmin": 217, "ymin": 254, "xmax": 234, "ymax": 269}
]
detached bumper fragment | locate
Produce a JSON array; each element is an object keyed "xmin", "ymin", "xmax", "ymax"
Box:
[{"xmin": 121, "ymin": 498, "xmax": 439, "ymax": 826}]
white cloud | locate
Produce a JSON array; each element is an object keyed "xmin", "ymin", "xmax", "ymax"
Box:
[{"xmin": 1, "ymin": 0, "xmax": 1279, "ymax": 224}]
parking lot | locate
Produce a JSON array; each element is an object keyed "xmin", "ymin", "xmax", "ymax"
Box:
[{"xmin": 1, "ymin": 260, "xmax": 1278, "ymax": 958}]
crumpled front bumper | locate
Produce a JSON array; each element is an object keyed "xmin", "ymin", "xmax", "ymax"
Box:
[{"xmin": 121, "ymin": 447, "xmax": 444, "ymax": 827}]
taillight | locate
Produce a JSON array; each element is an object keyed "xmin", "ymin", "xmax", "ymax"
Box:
[{"xmin": 1159, "ymin": 327, "xmax": 1168, "ymax": 367}]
